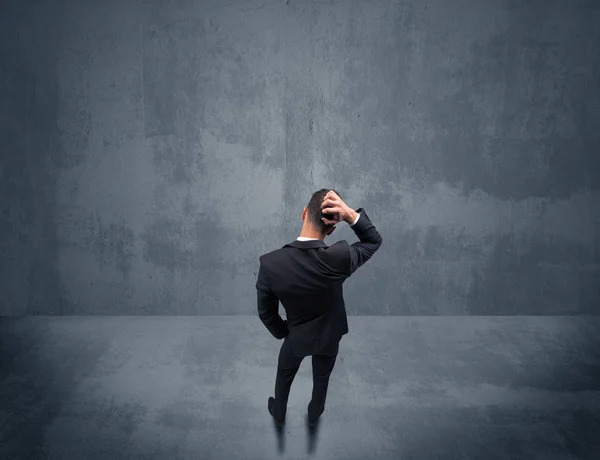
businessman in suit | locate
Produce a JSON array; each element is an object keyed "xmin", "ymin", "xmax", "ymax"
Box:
[{"xmin": 256, "ymin": 189, "xmax": 383, "ymax": 428}]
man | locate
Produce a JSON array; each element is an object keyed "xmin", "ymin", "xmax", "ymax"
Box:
[{"xmin": 256, "ymin": 189, "xmax": 383, "ymax": 428}]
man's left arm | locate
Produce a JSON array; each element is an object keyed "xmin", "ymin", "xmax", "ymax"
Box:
[{"xmin": 256, "ymin": 260, "xmax": 289, "ymax": 340}]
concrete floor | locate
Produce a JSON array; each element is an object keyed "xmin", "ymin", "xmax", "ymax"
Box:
[{"xmin": 1, "ymin": 316, "xmax": 599, "ymax": 460}]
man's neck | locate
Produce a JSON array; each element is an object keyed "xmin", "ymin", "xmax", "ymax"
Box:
[{"xmin": 299, "ymin": 227, "xmax": 325, "ymax": 240}]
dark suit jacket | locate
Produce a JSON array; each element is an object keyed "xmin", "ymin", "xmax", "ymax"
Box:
[{"xmin": 256, "ymin": 208, "xmax": 383, "ymax": 356}]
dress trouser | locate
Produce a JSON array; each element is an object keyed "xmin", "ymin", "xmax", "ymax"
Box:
[{"xmin": 273, "ymin": 337, "xmax": 339, "ymax": 421}]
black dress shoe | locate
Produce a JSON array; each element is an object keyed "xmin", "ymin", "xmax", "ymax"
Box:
[
  {"xmin": 268, "ymin": 397, "xmax": 285, "ymax": 427},
  {"xmin": 307, "ymin": 402, "xmax": 320, "ymax": 427},
  {"xmin": 307, "ymin": 412, "xmax": 319, "ymax": 427}
]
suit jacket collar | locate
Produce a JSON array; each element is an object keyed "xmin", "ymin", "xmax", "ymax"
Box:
[{"xmin": 283, "ymin": 240, "xmax": 328, "ymax": 249}]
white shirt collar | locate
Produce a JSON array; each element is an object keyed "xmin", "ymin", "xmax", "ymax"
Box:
[{"xmin": 296, "ymin": 236, "xmax": 320, "ymax": 241}]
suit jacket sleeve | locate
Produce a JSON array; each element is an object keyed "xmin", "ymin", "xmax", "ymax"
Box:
[
  {"xmin": 256, "ymin": 257, "xmax": 289, "ymax": 339},
  {"xmin": 345, "ymin": 207, "xmax": 383, "ymax": 275}
]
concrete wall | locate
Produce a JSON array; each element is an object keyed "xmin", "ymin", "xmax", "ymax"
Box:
[{"xmin": 1, "ymin": 0, "xmax": 599, "ymax": 316}]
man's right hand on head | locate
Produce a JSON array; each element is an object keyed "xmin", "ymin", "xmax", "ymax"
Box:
[
  {"xmin": 321, "ymin": 190, "xmax": 356, "ymax": 225},
  {"xmin": 321, "ymin": 212, "xmax": 341, "ymax": 226}
]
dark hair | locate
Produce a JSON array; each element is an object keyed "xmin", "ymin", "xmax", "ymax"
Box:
[{"xmin": 306, "ymin": 188, "xmax": 343, "ymax": 234}]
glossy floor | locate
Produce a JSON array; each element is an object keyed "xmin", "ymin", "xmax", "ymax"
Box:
[{"xmin": 1, "ymin": 316, "xmax": 599, "ymax": 459}]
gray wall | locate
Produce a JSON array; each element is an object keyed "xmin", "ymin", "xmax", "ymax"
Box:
[{"xmin": 1, "ymin": 0, "xmax": 599, "ymax": 316}]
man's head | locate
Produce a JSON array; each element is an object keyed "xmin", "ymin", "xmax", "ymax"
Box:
[{"xmin": 300, "ymin": 188, "xmax": 343, "ymax": 239}]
